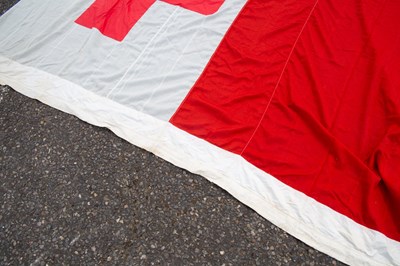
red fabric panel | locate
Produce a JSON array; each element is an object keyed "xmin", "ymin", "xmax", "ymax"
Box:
[
  {"xmin": 75, "ymin": 0, "xmax": 156, "ymax": 41},
  {"xmin": 162, "ymin": 0, "xmax": 225, "ymax": 15},
  {"xmin": 171, "ymin": 0, "xmax": 317, "ymax": 153},
  {"xmin": 75, "ymin": 0, "xmax": 224, "ymax": 41},
  {"xmin": 171, "ymin": 0, "xmax": 400, "ymax": 241}
]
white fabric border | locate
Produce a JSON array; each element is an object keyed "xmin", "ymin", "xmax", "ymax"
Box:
[{"xmin": 1, "ymin": 55, "xmax": 399, "ymax": 266}]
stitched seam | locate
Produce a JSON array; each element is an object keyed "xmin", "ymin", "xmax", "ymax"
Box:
[
  {"xmin": 106, "ymin": 6, "xmax": 179, "ymax": 99},
  {"xmin": 140, "ymin": 14, "xmax": 206, "ymax": 112},
  {"xmin": 169, "ymin": 0, "xmax": 251, "ymax": 122},
  {"xmin": 240, "ymin": 0, "xmax": 320, "ymax": 155}
]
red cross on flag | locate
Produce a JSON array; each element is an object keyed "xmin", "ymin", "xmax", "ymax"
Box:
[
  {"xmin": 76, "ymin": 0, "xmax": 225, "ymax": 41},
  {"xmin": 0, "ymin": 1, "xmax": 399, "ymax": 265}
]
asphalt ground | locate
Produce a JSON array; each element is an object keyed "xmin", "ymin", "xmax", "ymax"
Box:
[{"xmin": 0, "ymin": 1, "xmax": 344, "ymax": 265}]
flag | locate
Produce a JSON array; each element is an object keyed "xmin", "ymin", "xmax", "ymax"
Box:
[{"xmin": 1, "ymin": 0, "xmax": 399, "ymax": 265}]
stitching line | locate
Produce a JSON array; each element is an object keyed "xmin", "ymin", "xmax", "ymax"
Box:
[
  {"xmin": 240, "ymin": 0, "xmax": 320, "ymax": 155},
  {"xmin": 106, "ymin": 6, "xmax": 179, "ymax": 99}
]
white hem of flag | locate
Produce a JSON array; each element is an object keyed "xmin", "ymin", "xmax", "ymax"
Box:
[{"xmin": 1, "ymin": 55, "xmax": 399, "ymax": 266}]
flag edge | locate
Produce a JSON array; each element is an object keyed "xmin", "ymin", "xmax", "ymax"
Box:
[{"xmin": 1, "ymin": 55, "xmax": 399, "ymax": 266}]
